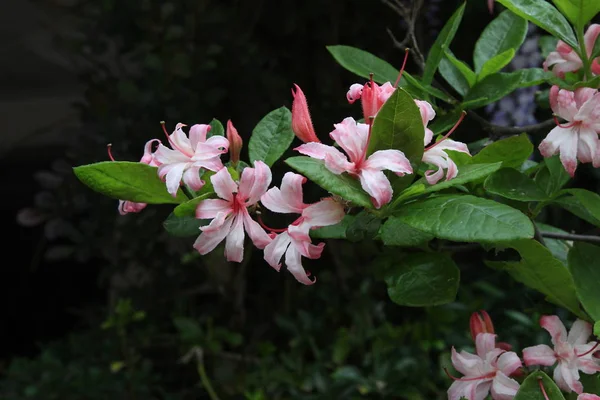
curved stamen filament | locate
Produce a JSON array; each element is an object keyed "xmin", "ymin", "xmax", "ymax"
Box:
[
  {"xmin": 394, "ymin": 48, "xmax": 410, "ymax": 88},
  {"xmin": 538, "ymin": 377, "xmax": 550, "ymax": 400},
  {"xmin": 553, "ymin": 115, "xmax": 578, "ymax": 129},
  {"xmin": 257, "ymin": 214, "xmax": 288, "ymax": 233},
  {"xmin": 107, "ymin": 143, "xmax": 116, "ymax": 161},
  {"xmin": 425, "ymin": 111, "xmax": 466, "ymax": 151},
  {"xmin": 576, "ymin": 341, "xmax": 600, "ymax": 357},
  {"xmin": 443, "ymin": 368, "xmax": 496, "ymax": 382},
  {"xmin": 359, "ymin": 116, "xmax": 375, "ymax": 166}
]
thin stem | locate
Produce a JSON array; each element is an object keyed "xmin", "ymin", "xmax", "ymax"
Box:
[
  {"xmin": 181, "ymin": 186, "xmax": 195, "ymax": 200},
  {"xmin": 534, "ymin": 223, "xmax": 547, "ymax": 247},
  {"xmin": 540, "ymin": 231, "xmax": 600, "ymax": 245},
  {"xmin": 538, "ymin": 377, "xmax": 550, "ymax": 400},
  {"xmin": 197, "ymin": 354, "xmax": 222, "ymax": 400},
  {"xmin": 467, "ymin": 111, "xmax": 555, "ymax": 138},
  {"xmin": 576, "ymin": 24, "xmax": 592, "ymax": 80}
]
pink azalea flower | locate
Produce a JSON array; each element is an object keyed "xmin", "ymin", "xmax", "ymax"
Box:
[
  {"xmin": 580, "ymin": 395, "xmax": 600, "ymax": 400},
  {"xmin": 291, "ymin": 84, "xmax": 320, "ymax": 143},
  {"xmin": 260, "ymin": 172, "xmax": 345, "ymax": 284},
  {"xmin": 544, "ymin": 24, "xmax": 600, "ymax": 78},
  {"xmin": 538, "ymin": 85, "xmax": 600, "ymax": 177},
  {"xmin": 295, "ymin": 117, "xmax": 413, "ymax": 208},
  {"xmin": 226, "ymin": 120, "xmax": 243, "ymax": 166},
  {"xmin": 522, "ymin": 315, "xmax": 600, "ymax": 394},
  {"xmin": 469, "ymin": 310, "xmax": 512, "ymax": 351},
  {"xmin": 417, "ymin": 100, "xmax": 470, "ymax": 185},
  {"xmin": 448, "ymin": 333, "xmax": 522, "ymax": 400},
  {"xmin": 112, "ymin": 139, "xmax": 160, "ymax": 215},
  {"xmin": 193, "ymin": 161, "xmax": 273, "ymax": 262},
  {"xmin": 155, "ymin": 123, "xmax": 229, "ymax": 197}
]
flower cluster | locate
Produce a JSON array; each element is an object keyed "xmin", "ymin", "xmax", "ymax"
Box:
[
  {"xmin": 448, "ymin": 312, "xmax": 600, "ymax": 400},
  {"xmin": 544, "ymin": 24, "xmax": 600, "ymax": 78}
]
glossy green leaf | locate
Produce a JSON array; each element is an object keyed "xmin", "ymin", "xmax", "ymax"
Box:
[
  {"xmin": 536, "ymin": 222, "xmax": 570, "ymax": 265},
  {"xmin": 444, "ymin": 49, "xmax": 476, "ymax": 86},
  {"xmin": 551, "ymin": 0, "xmax": 600, "ymax": 30},
  {"xmin": 346, "ymin": 211, "xmax": 382, "ymax": 242},
  {"xmin": 385, "ymin": 252, "xmax": 460, "ymax": 307},
  {"xmin": 463, "ymin": 69, "xmax": 547, "ymax": 108},
  {"xmin": 326, "ymin": 45, "xmax": 398, "ymax": 84},
  {"xmin": 514, "ymin": 370, "xmax": 566, "ymax": 400},
  {"xmin": 248, "ymin": 106, "xmax": 294, "ymax": 167},
  {"xmin": 534, "ymin": 155, "xmax": 570, "ymax": 196},
  {"xmin": 369, "ymin": 88, "xmax": 424, "ymax": 193},
  {"xmin": 285, "ymin": 156, "xmax": 373, "ymax": 208},
  {"xmin": 539, "ymin": 35, "xmax": 559, "ymax": 58},
  {"xmin": 439, "ymin": 57, "xmax": 471, "ymax": 96},
  {"xmin": 380, "ymin": 217, "xmax": 434, "ymax": 246},
  {"xmin": 208, "ymin": 118, "xmax": 224, "ymax": 137},
  {"xmin": 403, "ymin": 72, "xmax": 454, "ymax": 103},
  {"xmin": 419, "ymin": 163, "xmax": 502, "ymax": 196},
  {"xmin": 163, "ymin": 213, "xmax": 207, "ymax": 237},
  {"xmin": 393, "ymin": 195, "xmax": 534, "ymax": 242},
  {"xmin": 478, "ymin": 49, "xmax": 515, "ymax": 81},
  {"xmin": 553, "ymin": 195, "xmax": 600, "ymax": 227},
  {"xmin": 429, "ymin": 109, "xmax": 464, "ymax": 135},
  {"xmin": 474, "ymin": 10, "xmax": 528, "ymax": 73},
  {"xmin": 569, "ymin": 242, "xmax": 600, "ymax": 321},
  {"xmin": 488, "ymin": 239, "xmax": 582, "ymax": 318},
  {"xmin": 73, "ymin": 161, "xmax": 187, "ymax": 204},
  {"xmin": 563, "ymin": 189, "xmax": 600, "ymax": 227},
  {"xmin": 310, "ymin": 215, "xmax": 354, "ymax": 239},
  {"xmin": 472, "ymin": 134, "xmax": 533, "ymax": 169},
  {"xmin": 173, "ymin": 192, "xmax": 214, "ymax": 217},
  {"xmin": 422, "ymin": 2, "xmax": 466, "ymax": 85},
  {"xmin": 496, "ymin": 0, "xmax": 577, "ymax": 48},
  {"xmin": 484, "ymin": 168, "xmax": 548, "ymax": 201}
]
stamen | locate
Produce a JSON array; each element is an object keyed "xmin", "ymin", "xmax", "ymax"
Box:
[
  {"xmin": 257, "ymin": 214, "xmax": 288, "ymax": 233},
  {"xmin": 359, "ymin": 116, "xmax": 376, "ymax": 164},
  {"xmin": 394, "ymin": 48, "xmax": 410, "ymax": 88},
  {"xmin": 424, "ymin": 111, "xmax": 466, "ymax": 151},
  {"xmin": 107, "ymin": 143, "xmax": 116, "ymax": 161},
  {"xmin": 538, "ymin": 377, "xmax": 550, "ymax": 400},
  {"xmin": 576, "ymin": 341, "xmax": 600, "ymax": 357},
  {"xmin": 443, "ymin": 368, "xmax": 495, "ymax": 382},
  {"xmin": 553, "ymin": 115, "xmax": 578, "ymax": 129}
]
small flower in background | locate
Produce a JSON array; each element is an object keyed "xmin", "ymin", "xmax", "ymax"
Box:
[
  {"xmin": 295, "ymin": 117, "xmax": 412, "ymax": 208},
  {"xmin": 193, "ymin": 161, "xmax": 273, "ymax": 262},
  {"xmin": 579, "ymin": 394, "xmax": 600, "ymax": 400},
  {"xmin": 291, "ymin": 84, "xmax": 321, "ymax": 143},
  {"xmin": 522, "ymin": 315, "xmax": 600, "ymax": 394},
  {"xmin": 447, "ymin": 332, "xmax": 522, "ymax": 400},
  {"xmin": 155, "ymin": 123, "xmax": 229, "ymax": 196},
  {"xmin": 260, "ymin": 172, "xmax": 345, "ymax": 284},
  {"xmin": 544, "ymin": 24, "xmax": 600, "ymax": 78},
  {"xmin": 226, "ymin": 120, "xmax": 243, "ymax": 166},
  {"xmin": 538, "ymin": 85, "xmax": 600, "ymax": 177}
]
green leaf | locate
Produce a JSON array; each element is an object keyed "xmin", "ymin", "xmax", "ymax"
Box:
[
  {"xmin": 472, "ymin": 134, "xmax": 533, "ymax": 169},
  {"xmin": 248, "ymin": 107, "xmax": 294, "ymax": 167},
  {"xmin": 326, "ymin": 45, "xmax": 397, "ymax": 84},
  {"xmin": 539, "ymin": 35, "xmax": 559, "ymax": 58},
  {"xmin": 488, "ymin": 239, "xmax": 582, "ymax": 318},
  {"xmin": 444, "ymin": 49, "xmax": 476, "ymax": 87},
  {"xmin": 536, "ymin": 222, "xmax": 571, "ymax": 265},
  {"xmin": 439, "ymin": 57, "xmax": 471, "ymax": 96},
  {"xmin": 73, "ymin": 161, "xmax": 187, "ymax": 204},
  {"xmin": 369, "ymin": 88, "xmax": 424, "ymax": 193},
  {"xmin": 285, "ymin": 157, "xmax": 373, "ymax": 208},
  {"xmin": 553, "ymin": 195, "xmax": 600, "ymax": 226},
  {"xmin": 385, "ymin": 252, "xmax": 460, "ymax": 307},
  {"xmin": 346, "ymin": 211, "xmax": 382, "ymax": 242},
  {"xmin": 310, "ymin": 215, "xmax": 354, "ymax": 239},
  {"xmin": 429, "ymin": 109, "xmax": 464, "ymax": 135},
  {"xmin": 514, "ymin": 370, "xmax": 566, "ymax": 400},
  {"xmin": 551, "ymin": 0, "xmax": 600, "ymax": 31},
  {"xmin": 474, "ymin": 10, "xmax": 528, "ymax": 73},
  {"xmin": 463, "ymin": 69, "xmax": 547, "ymax": 108},
  {"xmin": 534, "ymin": 155, "xmax": 570, "ymax": 196},
  {"xmin": 403, "ymin": 72, "xmax": 454, "ymax": 103},
  {"xmin": 420, "ymin": 163, "xmax": 502, "ymax": 195},
  {"xmin": 496, "ymin": 0, "xmax": 577, "ymax": 48},
  {"xmin": 208, "ymin": 118, "xmax": 224, "ymax": 137},
  {"xmin": 484, "ymin": 168, "xmax": 548, "ymax": 201},
  {"xmin": 569, "ymin": 243, "xmax": 600, "ymax": 321},
  {"xmin": 422, "ymin": 2, "xmax": 466, "ymax": 85},
  {"xmin": 393, "ymin": 195, "xmax": 534, "ymax": 242},
  {"xmin": 478, "ymin": 49, "xmax": 516, "ymax": 81},
  {"xmin": 562, "ymin": 189, "xmax": 600, "ymax": 228},
  {"xmin": 173, "ymin": 192, "xmax": 214, "ymax": 217},
  {"xmin": 380, "ymin": 217, "xmax": 434, "ymax": 246},
  {"xmin": 163, "ymin": 213, "xmax": 207, "ymax": 237}
]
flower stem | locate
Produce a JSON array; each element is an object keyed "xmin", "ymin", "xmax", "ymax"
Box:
[
  {"xmin": 577, "ymin": 25, "xmax": 592, "ymax": 80},
  {"xmin": 196, "ymin": 355, "xmax": 222, "ymax": 400}
]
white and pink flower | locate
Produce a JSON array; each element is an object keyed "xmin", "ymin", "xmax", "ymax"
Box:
[
  {"xmin": 523, "ymin": 315, "xmax": 600, "ymax": 394},
  {"xmin": 295, "ymin": 117, "xmax": 413, "ymax": 208},
  {"xmin": 539, "ymin": 86, "xmax": 600, "ymax": 177},
  {"xmin": 155, "ymin": 123, "xmax": 229, "ymax": 196},
  {"xmin": 544, "ymin": 24, "xmax": 600, "ymax": 78},
  {"xmin": 260, "ymin": 172, "xmax": 345, "ymax": 284},
  {"xmin": 448, "ymin": 333, "xmax": 522, "ymax": 400},
  {"xmin": 193, "ymin": 161, "xmax": 273, "ymax": 262}
]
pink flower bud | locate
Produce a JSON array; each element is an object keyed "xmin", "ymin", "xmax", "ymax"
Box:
[
  {"xmin": 291, "ymin": 84, "xmax": 320, "ymax": 143},
  {"xmin": 470, "ymin": 310, "xmax": 494, "ymax": 341},
  {"xmin": 226, "ymin": 120, "xmax": 243, "ymax": 165}
]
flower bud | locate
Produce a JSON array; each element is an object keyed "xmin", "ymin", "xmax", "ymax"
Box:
[
  {"xmin": 470, "ymin": 310, "xmax": 494, "ymax": 341},
  {"xmin": 226, "ymin": 120, "xmax": 243, "ymax": 166},
  {"xmin": 291, "ymin": 84, "xmax": 320, "ymax": 143}
]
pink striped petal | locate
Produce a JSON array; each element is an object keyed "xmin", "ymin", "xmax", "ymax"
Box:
[
  {"xmin": 451, "ymin": 347, "xmax": 482, "ymax": 376},
  {"xmin": 193, "ymin": 213, "xmax": 233, "ymax": 255},
  {"xmin": 585, "ymin": 24, "xmax": 600, "ymax": 57},
  {"xmin": 263, "ymin": 232, "xmax": 291, "ymax": 271},
  {"xmin": 329, "ymin": 117, "xmax": 368, "ymax": 163},
  {"xmin": 170, "ymin": 123, "xmax": 194, "ymax": 157},
  {"xmin": 162, "ymin": 162, "xmax": 187, "ymax": 197},
  {"xmin": 522, "ymin": 344, "xmax": 556, "ymax": 367},
  {"xmin": 196, "ymin": 199, "xmax": 232, "ymax": 220},
  {"xmin": 260, "ymin": 172, "xmax": 307, "ymax": 214},
  {"xmin": 189, "ymin": 124, "xmax": 210, "ymax": 149},
  {"xmin": 140, "ymin": 139, "xmax": 161, "ymax": 166},
  {"xmin": 358, "ymin": 168, "xmax": 393, "ymax": 209},
  {"xmin": 183, "ymin": 166, "xmax": 205, "ymax": 191},
  {"xmin": 491, "ymin": 372, "xmax": 520, "ymax": 400},
  {"xmin": 568, "ymin": 319, "xmax": 593, "ymax": 345},
  {"xmin": 225, "ymin": 214, "xmax": 245, "ymax": 262},
  {"xmin": 364, "ymin": 149, "xmax": 412, "ymax": 175},
  {"xmin": 193, "ymin": 135, "xmax": 229, "ymax": 160},
  {"xmin": 284, "ymin": 245, "xmax": 315, "ymax": 285},
  {"xmin": 118, "ymin": 201, "xmax": 147, "ymax": 215},
  {"xmin": 301, "ymin": 198, "xmax": 345, "ymax": 228},
  {"xmin": 155, "ymin": 144, "xmax": 190, "ymax": 165},
  {"xmin": 346, "ymin": 83, "xmax": 363, "ymax": 104},
  {"xmin": 496, "ymin": 351, "xmax": 522, "ymax": 376},
  {"xmin": 475, "ymin": 333, "xmax": 497, "ymax": 359},
  {"xmin": 241, "ymin": 208, "xmax": 272, "ymax": 249},
  {"xmin": 211, "ymin": 167, "xmax": 237, "ymax": 202},
  {"xmin": 555, "ymin": 360, "xmax": 583, "ymax": 394},
  {"xmin": 579, "ymin": 394, "xmax": 600, "ymax": 400},
  {"xmin": 239, "ymin": 160, "xmax": 272, "ymax": 205},
  {"xmin": 295, "ymin": 143, "xmax": 353, "ymax": 174}
]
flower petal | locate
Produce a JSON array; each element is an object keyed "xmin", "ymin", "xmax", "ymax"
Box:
[
  {"xmin": 568, "ymin": 319, "xmax": 593, "ymax": 345},
  {"xmin": 284, "ymin": 244, "xmax": 315, "ymax": 285},
  {"xmin": 496, "ymin": 351, "xmax": 522, "ymax": 376},
  {"xmin": 189, "ymin": 124, "xmax": 210, "ymax": 149},
  {"xmin": 155, "ymin": 144, "xmax": 190, "ymax": 165},
  {"xmin": 261, "ymin": 172, "xmax": 307, "ymax": 214},
  {"xmin": 196, "ymin": 199, "xmax": 232, "ymax": 220},
  {"xmin": 193, "ymin": 213, "xmax": 233, "ymax": 255},
  {"xmin": 556, "ymin": 359, "xmax": 583, "ymax": 394},
  {"xmin": 475, "ymin": 333, "xmax": 497, "ymax": 359},
  {"xmin": 170, "ymin": 123, "xmax": 194, "ymax": 157},
  {"xmin": 241, "ymin": 208, "xmax": 272, "ymax": 249},
  {"xmin": 183, "ymin": 166, "xmax": 204, "ymax": 191},
  {"xmin": 301, "ymin": 198, "xmax": 345, "ymax": 228},
  {"xmin": 193, "ymin": 135, "xmax": 229, "ymax": 160},
  {"xmin": 329, "ymin": 117, "xmax": 368, "ymax": 163},
  {"xmin": 264, "ymin": 231, "xmax": 291, "ymax": 271},
  {"xmin": 295, "ymin": 142, "xmax": 353, "ymax": 174},
  {"xmin": 579, "ymin": 395, "xmax": 600, "ymax": 400},
  {"xmin": 552, "ymin": 86, "xmax": 579, "ymax": 121},
  {"xmin": 522, "ymin": 344, "xmax": 556, "ymax": 367},
  {"xmin": 364, "ymin": 150, "xmax": 413, "ymax": 176},
  {"xmin": 211, "ymin": 167, "xmax": 237, "ymax": 202},
  {"xmin": 239, "ymin": 160, "xmax": 272, "ymax": 205},
  {"xmin": 225, "ymin": 213, "xmax": 245, "ymax": 262},
  {"xmin": 451, "ymin": 347, "xmax": 483, "ymax": 376},
  {"xmin": 358, "ymin": 168, "xmax": 393, "ymax": 209},
  {"xmin": 491, "ymin": 371, "xmax": 520, "ymax": 400},
  {"xmin": 140, "ymin": 139, "xmax": 161, "ymax": 166},
  {"xmin": 584, "ymin": 24, "xmax": 600, "ymax": 58},
  {"xmin": 163, "ymin": 162, "xmax": 187, "ymax": 197},
  {"xmin": 346, "ymin": 83, "xmax": 363, "ymax": 104}
]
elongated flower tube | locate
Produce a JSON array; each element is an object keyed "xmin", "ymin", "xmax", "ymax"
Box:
[
  {"xmin": 194, "ymin": 161, "xmax": 272, "ymax": 262},
  {"xmin": 226, "ymin": 120, "xmax": 243, "ymax": 166},
  {"xmin": 291, "ymin": 84, "xmax": 320, "ymax": 143},
  {"xmin": 155, "ymin": 123, "xmax": 229, "ymax": 196},
  {"xmin": 260, "ymin": 172, "xmax": 345, "ymax": 284}
]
